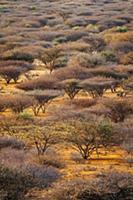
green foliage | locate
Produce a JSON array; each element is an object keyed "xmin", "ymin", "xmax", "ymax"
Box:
[
  {"xmin": 3, "ymin": 51, "xmax": 34, "ymax": 62},
  {"xmin": 98, "ymin": 120, "xmax": 116, "ymax": 148},
  {"xmin": 53, "ymin": 36, "xmax": 67, "ymax": 44},
  {"xmin": 18, "ymin": 112, "xmax": 33, "ymax": 121},
  {"xmin": 102, "ymin": 50, "xmax": 117, "ymax": 62},
  {"xmin": 116, "ymin": 26, "xmax": 128, "ymax": 33}
]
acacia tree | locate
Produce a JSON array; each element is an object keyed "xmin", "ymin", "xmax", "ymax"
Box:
[
  {"xmin": 39, "ymin": 47, "xmax": 61, "ymax": 74},
  {"xmin": 27, "ymin": 90, "xmax": 62, "ymax": 116},
  {"xmin": 33, "ymin": 126, "xmax": 60, "ymax": 155},
  {"xmin": 17, "ymin": 66, "xmax": 92, "ymax": 91},
  {"xmin": 0, "ymin": 66, "xmax": 23, "ymax": 84},
  {"xmin": 66, "ymin": 119, "xmax": 118, "ymax": 160},
  {"xmin": 104, "ymin": 98, "xmax": 133, "ymax": 123},
  {"xmin": 17, "ymin": 75, "xmax": 58, "ymax": 91},
  {"xmin": 80, "ymin": 77, "xmax": 118, "ymax": 98},
  {"xmin": 0, "ymin": 61, "xmax": 33, "ymax": 84},
  {"xmin": 7, "ymin": 95, "xmax": 32, "ymax": 114},
  {"xmin": 67, "ymin": 120, "xmax": 101, "ymax": 160},
  {"xmin": 89, "ymin": 67, "xmax": 127, "ymax": 81},
  {"xmin": 58, "ymin": 79, "xmax": 80, "ymax": 100}
]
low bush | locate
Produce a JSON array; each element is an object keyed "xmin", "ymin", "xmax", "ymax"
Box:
[
  {"xmin": 24, "ymin": 164, "xmax": 61, "ymax": 188},
  {"xmin": 18, "ymin": 112, "xmax": 33, "ymax": 121},
  {"xmin": 1, "ymin": 50, "xmax": 34, "ymax": 62},
  {"xmin": 40, "ymin": 154, "xmax": 65, "ymax": 169},
  {"xmin": 71, "ymin": 52, "xmax": 105, "ymax": 68},
  {"xmin": 17, "ymin": 66, "xmax": 92, "ymax": 91},
  {"xmin": 120, "ymin": 52, "xmax": 133, "ymax": 64},
  {"xmin": 0, "ymin": 137, "xmax": 25, "ymax": 150},
  {"xmin": 104, "ymin": 31, "xmax": 133, "ymax": 44},
  {"xmin": 89, "ymin": 67, "xmax": 128, "ymax": 80},
  {"xmin": 0, "ymin": 96, "xmax": 9, "ymax": 112},
  {"xmin": 44, "ymin": 171, "xmax": 133, "ymax": 200},
  {"xmin": 0, "ymin": 165, "xmax": 34, "ymax": 200},
  {"xmin": 116, "ymin": 26, "xmax": 128, "ymax": 32},
  {"xmin": 102, "ymin": 50, "xmax": 117, "ymax": 62},
  {"xmin": 17, "ymin": 75, "xmax": 58, "ymax": 91},
  {"xmin": 66, "ymin": 31, "xmax": 88, "ymax": 42},
  {"xmin": 112, "ymin": 41, "xmax": 133, "ymax": 54},
  {"xmin": 0, "ymin": 60, "xmax": 33, "ymax": 71},
  {"xmin": 82, "ymin": 35, "xmax": 106, "ymax": 51},
  {"xmin": 70, "ymin": 99, "xmax": 97, "ymax": 108}
]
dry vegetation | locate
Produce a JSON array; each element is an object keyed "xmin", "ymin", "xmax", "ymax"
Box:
[{"xmin": 0, "ymin": 0, "xmax": 133, "ymax": 199}]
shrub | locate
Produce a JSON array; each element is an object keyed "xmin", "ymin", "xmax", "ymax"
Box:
[
  {"xmin": 18, "ymin": 112, "xmax": 33, "ymax": 121},
  {"xmin": 97, "ymin": 120, "xmax": 119, "ymax": 148},
  {"xmin": 70, "ymin": 99, "xmax": 97, "ymax": 108},
  {"xmin": 55, "ymin": 56, "xmax": 68, "ymax": 68},
  {"xmin": 0, "ymin": 148, "xmax": 27, "ymax": 169},
  {"xmin": 71, "ymin": 152, "xmax": 83, "ymax": 163},
  {"xmin": 53, "ymin": 66, "xmax": 92, "ymax": 81},
  {"xmin": 39, "ymin": 47, "xmax": 61, "ymax": 73},
  {"xmin": 27, "ymin": 90, "xmax": 62, "ymax": 115},
  {"xmin": 17, "ymin": 75, "xmax": 58, "ymax": 91},
  {"xmin": 89, "ymin": 67, "xmax": 128, "ymax": 80},
  {"xmin": 7, "ymin": 95, "xmax": 32, "ymax": 114},
  {"xmin": 121, "ymin": 128, "xmax": 133, "ymax": 167},
  {"xmin": 0, "ymin": 60, "xmax": 33, "ymax": 71},
  {"xmin": 17, "ymin": 66, "xmax": 92, "ymax": 91},
  {"xmin": 2, "ymin": 50, "xmax": 34, "ymax": 62},
  {"xmin": 0, "ymin": 61, "xmax": 32, "ymax": 84},
  {"xmin": 0, "ymin": 165, "xmax": 34, "ymax": 200},
  {"xmin": 112, "ymin": 41, "xmax": 133, "ymax": 53},
  {"xmin": 97, "ymin": 171, "xmax": 133, "ymax": 196},
  {"xmin": 33, "ymin": 127, "xmax": 60, "ymax": 155},
  {"xmin": 102, "ymin": 50, "xmax": 117, "ymax": 62},
  {"xmin": 104, "ymin": 31, "xmax": 133, "ymax": 44},
  {"xmin": 82, "ymin": 35, "xmax": 106, "ymax": 51},
  {"xmin": 66, "ymin": 120, "xmax": 101, "ymax": 160},
  {"xmin": 0, "ymin": 66, "xmax": 23, "ymax": 84},
  {"xmin": 116, "ymin": 26, "xmax": 128, "ymax": 32},
  {"xmin": 80, "ymin": 77, "xmax": 118, "ymax": 97},
  {"xmin": 0, "ymin": 96, "xmax": 9, "ymax": 112},
  {"xmin": 66, "ymin": 31, "xmax": 88, "ymax": 42},
  {"xmin": 120, "ymin": 52, "xmax": 133, "ymax": 64},
  {"xmin": 40, "ymin": 154, "xmax": 65, "ymax": 169},
  {"xmin": 72, "ymin": 52, "xmax": 105, "ymax": 68},
  {"xmin": 100, "ymin": 18, "xmax": 127, "ymax": 29},
  {"xmin": 53, "ymin": 36, "xmax": 67, "ymax": 44},
  {"xmin": 0, "ymin": 137, "xmax": 25, "ymax": 150},
  {"xmin": 66, "ymin": 18, "xmax": 87, "ymax": 27},
  {"xmin": 104, "ymin": 98, "xmax": 133, "ymax": 123},
  {"xmin": 23, "ymin": 164, "xmax": 60, "ymax": 188},
  {"xmin": 122, "ymin": 79, "xmax": 133, "ymax": 92},
  {"xmin": 44, "ymin": 179, "xmax": 90, "ymax": 200},
  {"xmin": 44, "ymin": 172, "xmax": 133, "ymax": 200},
  {"xmin": 58, "ymin": 79, "xmax": 80, "ymax": 100},
  {"xmin": 86, "ymin": 24, "xmax": 100, "ymax": 33}
]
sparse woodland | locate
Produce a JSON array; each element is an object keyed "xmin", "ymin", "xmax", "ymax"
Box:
[{"xmin": 0, "ymin": 0, "xmax": 133, "ymax": 199}]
